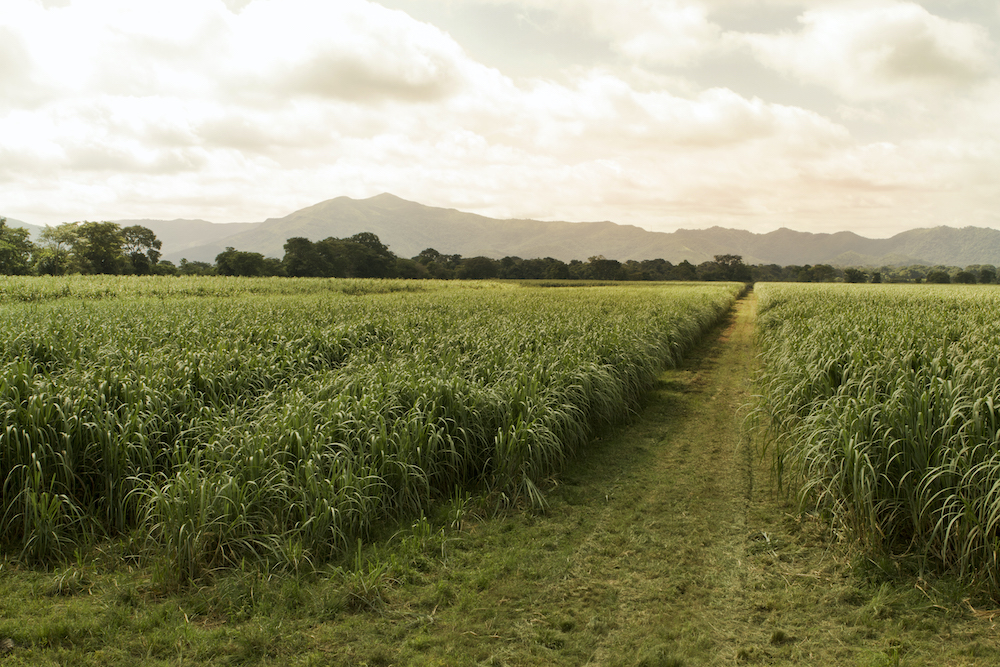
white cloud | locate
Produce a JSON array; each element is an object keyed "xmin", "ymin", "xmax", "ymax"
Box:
[
  {"xmin": 740, "ymin": 1, "xmax": 995, "ymax": 101},
  {"xmin": 457, "ymin": 0, "xmax": 729, "ymax": 67},
  {"xmin": 221, "ymin": 0, "xmax": 471, "ymax": 103},
  {"xmin": 0, "ymin": 0, "xmax": 998, "ymax": 239}
]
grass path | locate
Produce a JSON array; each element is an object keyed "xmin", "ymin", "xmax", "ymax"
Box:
[
  {"xmin": 576, "ymin": 291, "xmax": 759, "ymax": 664},
  {"xmin": 4, "ymin": 293, "xmax": 1000, "ymax": 665}
]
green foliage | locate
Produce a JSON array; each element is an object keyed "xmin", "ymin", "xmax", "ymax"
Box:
[
  {"xmin": 282, "ymin": 234, "xmax": 396, "ymax": 278},
  {"xmin": 0, "ymin": 218, "xmax": 35, "ymax": 276},
  {"xmin": 754, "ymin": 283, "xmax": 1000, "ymax": 597},
  {"xmin": 926, "ymin": 270, "xmax": 951, "ymax": 284},
  {"xmin": 121, "ymin": 225, "xmax": 163, "ymax": 274},
  {"xmin": 74, "ymin": 221, "xmax": 125, "ymax": 274},
  {"xmin": 0, "ymin": 277, "xmax": 742, "ymax": 581},
  {"xmin": 30, "ymin": 222, "xmax": 164, "ymax": 276},
  {"xmin": 844, "ymin": 268, "xmax": 867, "ymax": 283},
  {"xmin": 215, "ymin": 247, "xmax": 279, "ymax": 276}
]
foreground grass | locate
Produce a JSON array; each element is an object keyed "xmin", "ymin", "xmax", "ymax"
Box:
[{"xmin": 2, "ymin": 293, "xmax": 1000, "ymax": 665}]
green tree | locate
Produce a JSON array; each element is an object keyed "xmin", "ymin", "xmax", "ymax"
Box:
[
  {"xmin": 74, "ymin": 221, "xmax": 125, "ymax": 274},
  {"xmin": 178, "ymin": 258, "xmax": 215, "ymax": 276},
  {"xmin": 696, "ymin": 260, "xmax": 725, "ymax": 281},
  {"xmin": 713, "ymin": 254, "xmax": 752, "ymax": 281},
  {"xmin": 414, "ymin": 248, "xmax": 460, "ymax": 279},
  {"xmin": 458, "ymin": 256, "xmax": 499, "ymax": 280},
  {"xmin": 811, "ymin": 264, "xmax": 836, "ymax": 282},
  {"xmin": 153, "ymin": 260, "xmax": 178, "ymax": 276},
  {"xmin": 216, "ymin": 247, "xmax": 271, "ymax": 276},
  {"xmin": 121, "ymin": 225, "xmax": 162, "ymax": 275},
  {"xmin": 283, "ymin": 237, "xmax": 331, "ymax": 277},
  {"xmin": 844, "ymin": 268, "xmax": 867, "ymax": 283},
  {"xmin": 669, "ymin": 260, "xmax": 697, "ymax": 281},
  {"xmin": 0, "ymin": 217, "xmax": 35, "ymax": 275},
  {"xmin": 954, "ymin": 270, "xmax": 977, "ymax": 284},
  {"xmin": 35, "ymin": 223, "xmax": 78, "ymax": 275},
  {"xmin": 585, "ymin": 255, "xmax": 625, "ymax": 281},
  {"xmin": 926, "ymin": 270, "xmax": 951, "ymax": 284},
  {"xmin": 343, "ymin": 232, "xmax": 396, "ymax": 277},
  {"xmin": 394, "ymin": 258, "xmax": 430, "ymax": 279}
]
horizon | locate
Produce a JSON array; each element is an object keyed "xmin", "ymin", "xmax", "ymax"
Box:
[
  {"xmin": 2, "ymin": 1, "xmax": 998, "ymax": 237},
  {"xmin": 4, "ymin": 191, "xmax": 990, "ymax": 243}
]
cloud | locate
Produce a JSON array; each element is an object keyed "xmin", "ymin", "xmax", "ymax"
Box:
[
  {"xmin": 1, "ymin": 0, "xmax": 998, "ymax": 238},
  {"xmin": 740, "ymin": 2, "xmax": 995, "ymax": 100},
  {"xmin": 221, "ymin": 0, "xmax": 470, "ymax": 103},
  {"xmin": 457, "ymin": 0, "xmax": 728, "ymax": 67},
  {"xmin": 589, "ymin": 0, "xmax": 726, "ymax": 66}
]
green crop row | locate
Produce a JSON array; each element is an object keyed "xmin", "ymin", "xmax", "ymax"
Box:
[
  {"xmin": 754, "ymin": 283, "xmax": 1000, "ymax": 595},
  {"xmin": 0, "ymin": 275, "xmax": 442, "ymax": 303},
  {"xmin": 1, "ymin": 278, "xmax": 742, "ymax": 580}
]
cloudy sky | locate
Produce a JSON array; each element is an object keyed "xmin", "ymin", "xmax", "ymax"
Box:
[{"xmin": 1, "ymin": 0, "xmax": 998, "ymax": 236}]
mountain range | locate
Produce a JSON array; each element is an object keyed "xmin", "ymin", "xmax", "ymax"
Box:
[{"xmin": 8, "ymin": 194, "xmax": 1000, "ymax": 267}]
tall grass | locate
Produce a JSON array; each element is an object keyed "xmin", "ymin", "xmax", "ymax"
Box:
[
  {"xmin": 754, "ymin": 283, "xmax": 1000, "ymax": 595},
  {"xmin": 0, "ymin": 278, "xmax": 742, "ymax": 579}
]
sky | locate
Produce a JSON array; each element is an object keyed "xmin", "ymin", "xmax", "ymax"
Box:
[{"xmin": 1, "ymin": 0, "xmax": 998, "ymax": 237}]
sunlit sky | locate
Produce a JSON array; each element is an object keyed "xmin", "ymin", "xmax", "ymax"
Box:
[{"xmin": 2, "ymin": 0, "xmax": 998, "ymax": 236}]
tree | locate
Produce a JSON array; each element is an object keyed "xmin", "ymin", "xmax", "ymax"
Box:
[
  {"xmin": 844, "ymin": 268, "xmax": 867, "ymax": 283},
  {"xmin": 668, "ymin": 260, "xmax": 697, "ymax": 281},
  {"xmin": 414, "ymin": 248, "xmax": 460, "ymax": 279},
  {"xmin": 153, "ymin": 260, "xmax": 178, "ymax": 276},
  {"xmin": 543, "ymin": 258, "xmax": 570, "ymax": 280},
  {"xmin": 338, "ymin": 240, "xmax": 394, "ymax": 278},
  {"xmin": 0, "ymin": 217, "xmax": 34, "ymax": 275},
  {"xmin": 178, "ymin": 258, "xmax": 214, "ymax": 276},
  {"xmin": 696, "ymin": 261, "xmax": 725, "ymax": 281},
  {"xmin": 751, "ymin": 264, "xmax": 784, "ymax": 282},
  {"xmin": 954, "ymin": 270, "xmax": 977, "ymax": 284},
  {"xmin": 926, "ymin": 270, "xmax": 951, "ymax": 284},
  {"xmin": 216, "ymin": 247, "xmax": 271, "ymax": 276},
  {"xmin": 415, "ymin": 248, "xmax": 443, "ymax": 265},
  {"xmin": 347, "ymin": 232, "xmax": 392, "ymax": 256},
  {"xmin": 713, "ymin": 254, "xmax": 752, "ymax": 282},
  {"xmin": 979, "ymin": 266, "xmax": 997, "ymax": 284},
  {"xmin": 121, "ymin": 225, "xmax": 162, "ymax": 275},
  {"xmin": 811, "ymin": 264, "xmax": 836, "ymax": 282},
  {"xmin": 283, "ymin": 237, "xmax": 331, "ymax": 277},
  {"xmin": 458, "ymin": 256, "xmax": 499, "ymax": 280},
  {"xmin": 585, "ymin": 255, "xmax": 624, "ymax": 281},
  {"xmin": 73, "ymin": 221, "xmax": 126, "ymax": 274},
  {"xmin": 394, "ymin": 258, "xmax": 430, "ymax": 279},
  {"xmin": 35, "ymin": 224, "xmax": 78, "ymax": 275}
]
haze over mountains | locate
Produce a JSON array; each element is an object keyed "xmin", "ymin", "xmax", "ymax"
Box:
[{"xmin": 8, "ymin": 194, "xmax": 1000, "ymax": 267}]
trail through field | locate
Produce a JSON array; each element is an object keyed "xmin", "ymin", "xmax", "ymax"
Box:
[{"xmin": 555, "ymin": 292, "xmax": 760, "ymax": 664}]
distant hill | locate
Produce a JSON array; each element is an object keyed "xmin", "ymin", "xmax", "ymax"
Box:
[
  {"xmin": 2, "ymin": 217, "xmax": 44, "ymax": 240},
  {"xmin": 11, "ymin": 195, "xmax": 1000, "ymax": 267},
  {"xmin": 112, "ymin": 219, "xmax": 260, "ymax": 260},
  {"xmin": 166, "ymin": 194, "xmax": 1000, "ymax": 267}
]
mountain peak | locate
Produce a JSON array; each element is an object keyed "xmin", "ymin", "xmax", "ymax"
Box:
[{"xmin": 128, "ymin": 195, "xmax": 1000, "ymax": 267}]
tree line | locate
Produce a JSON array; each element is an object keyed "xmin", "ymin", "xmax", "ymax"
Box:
[
  {"xmin": 0, "ymin": 219, "xmax": 163, "ymax": 276},
  {"xmin": 1, "ymin": 219, "xmax": 996, "ymax": 284}
]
